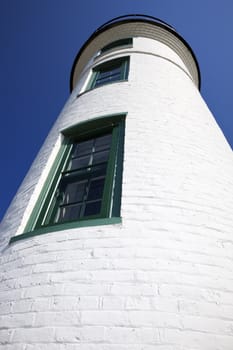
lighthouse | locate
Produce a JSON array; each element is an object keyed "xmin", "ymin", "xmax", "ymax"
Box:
[{"xmin": 1, "ymin": 14, "xmax": 233, "ymax": 349}]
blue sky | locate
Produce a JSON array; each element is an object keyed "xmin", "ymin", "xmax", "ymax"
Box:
[{"xmin": 0, "ymin": 0, "xmax": 233, "ymax": 221}]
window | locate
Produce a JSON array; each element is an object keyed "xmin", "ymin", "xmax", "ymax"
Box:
[
  {"xmin": 45, "ymin": 133, "xmax": 113, "ymax": 225},
  {"xmin": 88, "ymin": 57, "xmax": 129, "ymax": 90},
  {"xmin": 22, "ymin": 114, "xmax": 126, "ymax": 236},
  {"xmin": 100, "ymin": 38, "xmax": 132, "ymax": 54}
]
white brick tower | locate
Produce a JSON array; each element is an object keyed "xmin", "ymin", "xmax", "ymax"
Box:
[{"xmin": 1, "ymin": 15, "xmax": 233, "ymax": 350}]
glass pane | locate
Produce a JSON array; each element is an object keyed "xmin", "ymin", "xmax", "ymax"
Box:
[
  {"xmin": 95, "ymin": 73, "xmax": 121, "ymax": 86},
  {"xmin": 72, "ymin": 139, "xmax": 94, "ymax": 157},
  {"xmin": 87, "ymin": 177, "xmax": 105, "ymax": 201},
  {"xmin": 62, "ymin": 180, "xmax": 87, "ymax": 205},
  {"xmin": 95, "ymin": 66, "xmax": 122, "ymax": 87},
  {"xmin": 93, "ymin": 150, "xmax": 109, "ymax": 164},
  {"xmin": 99, "ymin": 66, "xmax": 121, "ymax": 77},
  {"xmin": 96, "ymin": 73, "xmax": 121, "ymax": 82},
  {"xmin": 69, "ymin": 155, "xmax": 92, "ymax": 170},
  {"xmin": 88, "ymin": 163, "xmax": 108, "ymax": 176},
  {"xmin": 84, "ymin": 201, "xmax": 102, "ymax": 217},
  {"xmin": 55, "ymin": 203, "xmax": 82, "ymax": 223},
  {"xmin": 95, "ymin": 134, "xmax": 112, "ymax": 151}
]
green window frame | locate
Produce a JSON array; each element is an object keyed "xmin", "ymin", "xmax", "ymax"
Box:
[
  {"xmin": 11, "ymin": 114, "xmax": 126, "ymax": 243},
  {"xmin": 100, "ymin": 38, "xmax": 133, "ymax": 54},
  {"xmin": 88, "ymin": 56, "xmax": 129, "ymax": 90}
]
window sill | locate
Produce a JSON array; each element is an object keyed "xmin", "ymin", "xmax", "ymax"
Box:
[{"xmin": 9, "ymin": 217, "xmax": 122, "ymax": 244}]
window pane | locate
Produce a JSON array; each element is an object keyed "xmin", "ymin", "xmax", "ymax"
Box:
[
  {"xmin": 99, "ymin": 66, "xmax": 121, "ymax": 77},
  {"xmin": 84, "ymin": 201, "xmax": 102, "ymax": 216},
  {"xmin": 95, "ymin": 134, "xmax": 112, "ymax": 151},
  {"xmin": 95, "ymin": 72, "xmax": 121, "ymax": 85},
  {"xmin": 87, "ymin": 177, "xmax": 105, "ymax": 201},
  {"xmin": 94, "ymin": 65, "xmax": 122, "ymax": 87},
  {"xmin": 68, "ymin": 133, "xmax": 112, "ymax": 170},
  {"xmin": 69, "ymin": 155, "xmax": 92, "ymax": 170},
  {"xmin": 61, "ymin": 180, "xmax": 87, "ymax": 205},
  {"xmin": 72, "ymin": 139, "xmax": 94, "ymax": 157},
  {"xmin": 55, "ymin": 203, "xmax": 82, "ymax": 223},
  {"xmin": 97, "ymin": 72, "xmax": 121, "ymax": 81},
  {"xmin": 93, "ymin": 150, "xmax": 109, "ymax": 164},
  {"xmin": 88, "ymin": 163, "xmax": 108, "ymax": 176},
  {"xmin": 95, "ymin": 76, "xmax": 120, "ymax": 87}
]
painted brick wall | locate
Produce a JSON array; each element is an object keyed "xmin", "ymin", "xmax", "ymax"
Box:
[{"xmin": 1, "ymin": 35, "xmax": 233, "ymax": 350}]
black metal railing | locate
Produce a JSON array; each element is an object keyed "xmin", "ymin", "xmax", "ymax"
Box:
[{"xmin": 95, "ymin": 14, "xmax": 176, "ymax": 34}]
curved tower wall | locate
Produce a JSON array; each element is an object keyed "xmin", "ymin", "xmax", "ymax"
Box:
[{"xmin": 1, "ymin": 17, "xmax": 233, "ymax": 349}]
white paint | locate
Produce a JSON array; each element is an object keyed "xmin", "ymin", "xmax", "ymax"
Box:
[
  {"xmin": 1, "ymin": 20, "xmax": 233, "ymax": 350},
  {"xmin": 15, "ymin": 135, "xmax": 63, "ymax": 236}
]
